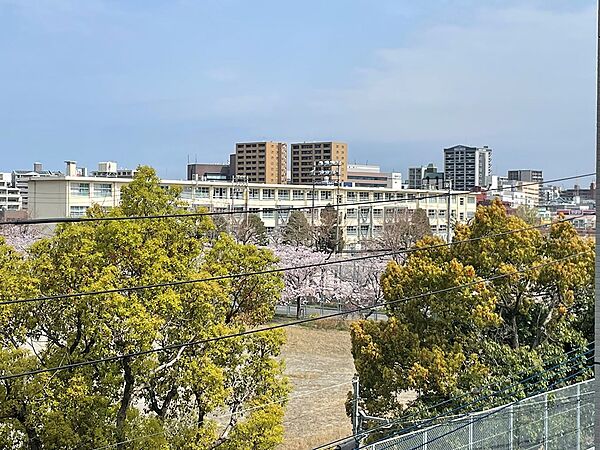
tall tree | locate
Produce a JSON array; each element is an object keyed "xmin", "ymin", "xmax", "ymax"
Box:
[
  {"xmin": 233, "ymin": 214, "xmax": 268, "ymax": 246},
  {"xmin": 367, "ymin": 208, "xmax": 431, "ymax": 259},
  {"xmin": 314, "ymin": 205, "xmax": 343, "ymax": 254},
  {"xmin": 351, "ymin": 200, "xmax": 593, "ymax": 431},
  {"xmin": 0, "ymin": 166, "xmax": 288, "ymax": 449},
  {"xmin": 282, "ymin": 211, "xmax": 312, "ymax": 247}
]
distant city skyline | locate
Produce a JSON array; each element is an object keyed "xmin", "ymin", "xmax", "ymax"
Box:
[{"xmin": 0, "ymin": 0, "xmax": 596, "ymax": 180}]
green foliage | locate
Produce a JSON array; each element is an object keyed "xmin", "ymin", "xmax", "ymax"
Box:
[
  {"xmin": 315, "ymin": 205, "xmax": 343, "ymax": 253},
  {"xmin": 351, "ymin": 200, "xmax": 593, "ymax": 430},
  {"xmin": 282, "ymin": 211, "xmax": 312, "ymax": 247},
  {"xmin": 0, "ymin": 166, "xmax": 288, "ymax": 449}
]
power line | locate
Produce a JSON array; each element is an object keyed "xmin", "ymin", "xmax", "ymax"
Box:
[
  {"xmin": 316, "ymin": 346, "xmax": 593, "ymax": 450},
  {"xmin": 0, "ymin": 215, "xmax": 586, "ymax": 307},
  {"xmin": 91, "ymin": 380, "xmax": 351, "ymax": 450},
  {"xmin": 0, "ymin": 251, "xmax": 590, "ymax": 382},
  {"xmin": 1, "ymin": 173, "xmax": 594, "ymax": 226}
]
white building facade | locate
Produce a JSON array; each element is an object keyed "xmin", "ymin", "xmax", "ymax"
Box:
[
  {"xmin": 0, "ymin": 173, "xmax": 22, "ymax": 211},
  {"xmin": 29, "ymin": 175, "xmax": 478, "ymax": 247}
]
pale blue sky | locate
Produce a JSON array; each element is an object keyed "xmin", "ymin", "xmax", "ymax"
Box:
[{"xmin": 0, "ymin": 0, "xmax": 596, "ymax": 180}]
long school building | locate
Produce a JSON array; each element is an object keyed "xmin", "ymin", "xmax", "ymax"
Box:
[{"xmin": 28, "ymin": 176, "xmax": 478, "ymax": 248}]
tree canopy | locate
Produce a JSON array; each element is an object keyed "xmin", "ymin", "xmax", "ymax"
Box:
[
  {"xmin": 0, "ymin": 166, "xmax": 288, "ymax": 449},
  {"xmin": 351, "ymin": 200, "xmax": 593, "ymax": 432}
]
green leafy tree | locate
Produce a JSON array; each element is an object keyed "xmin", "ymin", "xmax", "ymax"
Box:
[
  {"xmin": 282, "ymin": 211, "xmax": 312, "ymax": 247},
  {"xmin": 314, "ymin": 205, "xmax": 343, "ymax": 253},
  {"xmin": 351, "ymin": 200, "xmax": 593, "ymax": 431},
  {"xmin": 0, "ymin": 166, "xmax": 288, "ymax": 449}
]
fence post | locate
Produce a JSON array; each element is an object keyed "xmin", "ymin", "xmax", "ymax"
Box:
[
  {"xmin": 509, "ymin": 404, "xmax": 514, "ymax": 450},
  {"xmin": 543, "ymin": 393, "xmax": 549, "ymax": 450},
  {"xmin": 468, "ymin": 416, "xmax": 474, "ymax": 450},
  {"xmin": 576, "ymin": 383, "xmax": 581, "ymax": 450},
  {"xmin": 422, "ymin": 430, "xmax": 428, "ymax": 450}
]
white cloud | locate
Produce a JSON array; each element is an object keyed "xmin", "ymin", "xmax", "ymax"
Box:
[{"xmin": 292, "ymin": 3, "xmax": 595, "ymax": 175}]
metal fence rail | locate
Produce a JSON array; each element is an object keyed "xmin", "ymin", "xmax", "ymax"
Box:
[{"xmin": 365, "ymin": 378, "xmax": 594, "ymax": 450}]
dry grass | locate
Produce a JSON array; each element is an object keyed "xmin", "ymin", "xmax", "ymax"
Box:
[{"xmin": 279, "ymin": 324, "xmax": 355, "ymax": 449}]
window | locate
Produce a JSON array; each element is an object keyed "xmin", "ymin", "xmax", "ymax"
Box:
[
  {"xmin": 293, "ymin": 190, "xmax": 304, "ymax": 200},
  {"xmin": 213, "ymin": 187, "xmax": 227, "ymax": 199},
  {"xmin": 439, "ymin": 209, "xmax": 446, "ymax": 218},
  {"xmin": 360, "ymin": 225, "xmax": 370, "ymax": 236},
  {"xmin": 70, "ymin": 205, "xmax": 87, "ymax": 218},
  {"xmin": 468, "ymin": 196, "xmax": 476, "ymax": 204},
  {"xmin": 373, "ymin": 208, "xmax": 383, "ymax": 218},
  {"xmin": 262, "ymin": 209, "xmax": 274, "ymax": 218},
  {"xmin": 263, "ymin": 189, "xmax": 275, "ymax": 199},
  {"xmin": 278, "ymin": 190, "xmax": 290, "ymax": 200},
  {"xmin": 428, "ymin": 209, "xmax": 436, "ymax": 218},
  {"xmin": 94, "ymin": 183, "xmax": 112, "ymax": 197},
  {"xmin": 374, "ymin": 192, "xmax": 383, "ymax": 201},
  {"xmin": 320, "ymin": 191, "xmax": 332, "ymax": 201},
  {"xmin": 346, "ymin": 226, "xmax": 357, "ymax": 235},
  {"xmin": 181, "ymin": 187, "xmax": 193, "ymax": 199},
  {"xmin": 459, "ymin": 197, "xmax": 465, "ymax": 206},
  {"xmin": 373, "ymin": 225, "xmax": 383, "ymax": 235},
  {"xmin": 459, "ymin": 212, "xmax": 465, "ymax": 221},
  {"xmin": 347, "ymin": 208, "xmax": 357, "ymax": 218},
  {"xmin": 359, "ymin": 192, "xmax": 369, "ymax": 201},
  {"xmin": 196, "ymin": 187, "xmax": 209, "ymax": 198},
  {"xmin": 249, "ymin": 188, "xmax": 259, "ymax": 199},
  {"xmin": 71, "ymin": 183, "xmax": 90, "ymax": 196},
  {"xmin": 347, "ymin": 192, "xmax": 357, "ymax": 202}
]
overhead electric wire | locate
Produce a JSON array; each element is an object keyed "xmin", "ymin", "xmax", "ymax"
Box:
[
  {"xmin": 407, "ymin": 367, "xmax": 591, "ymax": 450},
  {"xmin": 0, "ymin": 250, "xmax": 590, "ymax": 382},
  {"xmin": 0, "ymin": 173, "xmax": 594, "ymax": 226},
  {"xmin": 0, "ymin": 215, "xmax": 587, "ymax": 308},
  {"xmin": 316, "ymin": 346, "xmax": 593, "ymax": 450}
]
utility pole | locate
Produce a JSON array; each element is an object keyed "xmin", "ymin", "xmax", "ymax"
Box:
[
  {"xmin": 445, "ymin": 179, "xmax": 452, "ymax": 243},
  {"xmin": 594, "ymin": 1, "xmax": 599, "ymax": 448},
  {"xmin": 352, "ymin": 374, "xmax": 360, "ymax": 446}
]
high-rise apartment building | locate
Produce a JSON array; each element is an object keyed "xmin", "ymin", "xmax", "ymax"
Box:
[
  {"xmin": 233, "ymin": 142, "xmax": 287, "ymax": 184},
  {"xmin": 444, "ymin": 145, "xmax": 492, "ymax": 191},
  {"xmin": 507, "ymin": 170, "xmax": 543, "ymax": 184},
  {"xmin": 290, "ymin": 141, "xmax": 348, "ymax": 185}
]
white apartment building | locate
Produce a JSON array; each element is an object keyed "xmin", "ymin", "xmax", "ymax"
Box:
[
  {"xmin": 0, "ymin": 173, "xmax": 22, "ymax": 211},
  {"xmin": 29, "ymin": 174, "xmax": 478, "ymax": 247}
]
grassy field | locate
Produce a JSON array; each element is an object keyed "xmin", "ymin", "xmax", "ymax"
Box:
[{"xmin": 279, "ymin": 322, "xmax": 355, "ymax": 449}]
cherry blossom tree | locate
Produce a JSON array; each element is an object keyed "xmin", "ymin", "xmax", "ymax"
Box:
[
  {"xmin": 0, "ymin": 224, "xmax": 48, "ymax": 253},
  {"xmin": 270, "ymin": 245, "xmax": 391, "ymax": 319}
]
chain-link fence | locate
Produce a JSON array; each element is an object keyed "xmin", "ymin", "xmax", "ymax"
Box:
[{"xmin": 365, "ymin": 379, "xmax": 594, "ymax": 450}]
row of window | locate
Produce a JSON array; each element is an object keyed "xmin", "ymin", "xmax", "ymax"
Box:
[{"xmin": 71, "ymin": 183, "xmax": 113, "ymax": 197}]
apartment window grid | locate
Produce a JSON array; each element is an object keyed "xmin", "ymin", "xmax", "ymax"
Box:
[
  {"xmin": 249, "ymin": 188, "xmax": 259, "ymax": 199},
  {"xmin": 278, "ymin": 190, "xmax": 290, "ymax": 200},
  {"xmin": 292, "ymin": 190, "xmax": 304, "ymax": 200},
  {"xmin": 263, "ymin": 189, "xmax": 275, "ymax": 199}
]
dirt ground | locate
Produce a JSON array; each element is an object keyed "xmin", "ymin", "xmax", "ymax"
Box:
[{"xmin": 279, "ymin": 324, "xmax": 355, "ymax": 450}]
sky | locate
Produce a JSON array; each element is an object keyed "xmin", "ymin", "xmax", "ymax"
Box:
[{"xmin": 0, "ymin": 0, "xmax": 597, "ymax": 181}]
